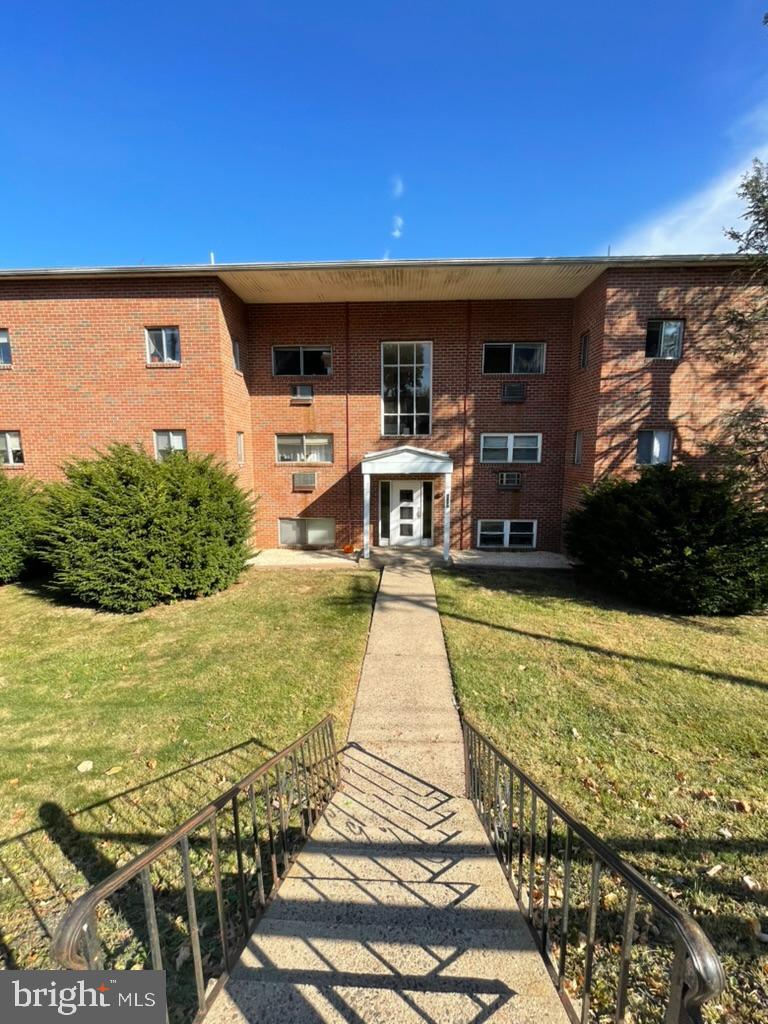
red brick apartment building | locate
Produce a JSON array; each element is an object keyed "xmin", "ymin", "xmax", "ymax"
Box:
[{"xmin": 1, "ymin": 256, "xmax": 764, "ymax": 558}]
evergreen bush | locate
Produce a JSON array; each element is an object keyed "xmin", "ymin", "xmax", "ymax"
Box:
[
  {"xmin": 564, "ymin": 465, "xmax": 768, "ymax": 615},
  {"xmin": 42, "ymin": 445, "xmax": 253, "ymax": 612},
  {"xmin": 0, "ymin": 473, "xmax": 43, "ymax": 583}
]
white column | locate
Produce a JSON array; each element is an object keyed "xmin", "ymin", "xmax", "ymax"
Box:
[
  {"xmin": 442, "ymin": 472, "xmax": 452, "ymax": 562},
  {"xmin": 363, "ymin": 472, "xmax": 371, "ymax": 559}
]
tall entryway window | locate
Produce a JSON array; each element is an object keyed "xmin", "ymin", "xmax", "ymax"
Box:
[
  {"xmin": 381, "ymin": 342, "xmax": 432, "ymax": 437},
  {"xmin": 379, "ymin": 480, "xmax": 433, "ymax": 547}
]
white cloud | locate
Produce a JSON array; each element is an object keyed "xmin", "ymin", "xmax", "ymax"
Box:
[
  {"xmin": 613, "ymin": 145, "xmax": 768, "ymax": 256},
  {"xmin": 391, "ymin": 214, "xmax": 404, "ymax": 239},
  {"xmin": 391, "ymin": 175, "xmax": 404, "ymax": 199}
]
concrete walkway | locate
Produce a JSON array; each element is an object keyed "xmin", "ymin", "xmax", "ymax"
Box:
[{"xmin": 208, "ymin": 561, "xmax": 568, "ymax": 1024}]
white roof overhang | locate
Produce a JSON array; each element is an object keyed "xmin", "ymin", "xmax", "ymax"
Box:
[
  {"xmin": 0, "ymin": 255, "xmax": 747, "ymax": 304},
  {"xmin": 361, "ymin": 446, "xmax": 453, "ymax": 476}
]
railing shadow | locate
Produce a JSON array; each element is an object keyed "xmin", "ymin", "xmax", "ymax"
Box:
[{"xmin": 0, "ymin": 736, "xmax": 273, "ymax": 972}]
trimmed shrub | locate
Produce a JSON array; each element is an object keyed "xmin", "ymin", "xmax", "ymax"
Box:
[
  {"xmin": 565, "ymin": 465, "xmax": 768, "ymax": 615},
  {"xmin": 0, "ymin": 473, "xmax": 44, "ymax": 583},
  {"xmin": 42, "ymin": 445, "xmax": 254, "ymax": 612}
]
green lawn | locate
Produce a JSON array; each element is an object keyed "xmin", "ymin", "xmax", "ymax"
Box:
[
  {"xmin": 0, "ymin": 568, "xmax": 376, "ymax": 970},
  {"xmin": 434, "ymin": 569, "xmax": 768, "ymax": 1024}
]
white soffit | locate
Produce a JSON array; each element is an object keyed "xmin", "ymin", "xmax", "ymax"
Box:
[{"xmin": 0, "ymin": 256, "xmax": 745, "ymax": 304}]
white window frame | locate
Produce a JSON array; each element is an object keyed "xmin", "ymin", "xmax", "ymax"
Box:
[
  {"xmin": 275, "ymin": 433, "xmax": 333, "ymax": 464},
  {"xmin": 0, "ymin": 330, "xmax": 12, "ymax": 367},
  {"xmin": 645, "ymin": 319, "xmax": 684, "ymax": 360},
  {"xmin": 145, "ymin": 327, "xmax": 181, "ymax": 365},
  {"xmin": 278, "ymin": 517, "xmax": 336, "ymax": 547},
  {"xmin": 573, "ymin": 430, "xmax": 583, "ymax": 466},
  {"xmin": 232, "ymin": 338, "xmax": 242, "ymax": 372},
  {"xmin": 636, "ymin": 429, "xmax": 673, "ymax": 466},
  {"xmin": 0, "ymin": 430, "xmax": 23, "ymax": 466},
  {"xmin": 292, "ymin": 471, "xmax": 317, "ymax": 492},
  {"xmin": 236, "ymin": 431, "xmax": 245, "ymax": 466},
  {"xmin": 272, "ymin": 346, "xmax": 333, "ymax": 376},
  {"xmin": 291, "ymin": 384, "xmax": 314, "ymax": 401},
  {"xmin": 480, "ymin": 433, "xmax": 542, "ymax": 464},
  {"xmin": 497, "ymin": 471, "xmax": 522, "ymax": 490},
  {"xmin": 476, "ymin": 519, "xmax": 538, "ymax": 550},
  {"xmin": 380, "ymin": 341, "xmax": 433, "ymax": 438},
  {"xmin": 153, "ymin": 429, "xmax": 187, "ymax": 460},
  {"xmin": 482, "ymin": 342, "xmax": 547, "ymax": 375}
]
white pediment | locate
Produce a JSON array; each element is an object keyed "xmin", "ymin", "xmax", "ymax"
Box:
[{"xmin": 361, "ymin": 445, "xmax": 453, "ymax": 476}]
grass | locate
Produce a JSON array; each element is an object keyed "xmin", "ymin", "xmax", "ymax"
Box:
[
  {"xmin": 0, "ymin": 568, "xmax": 377, "ymax": 973},
  {"xmin": 433, "ymin": 568, "xmax": 768, "ymax": 1024}
]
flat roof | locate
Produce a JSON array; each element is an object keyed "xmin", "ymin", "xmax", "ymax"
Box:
[{"xmin": 0, "ymin": 254, "xmax": 746, "ymax": 303}]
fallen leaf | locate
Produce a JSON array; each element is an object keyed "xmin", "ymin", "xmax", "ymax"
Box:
[
  {"xmin": 728, "ymin": 799, "xmax": 752, "ymax": 814},
  {"xmin": 146, "ymin": 759, "xmax": 158, "ymax": 770},
  {"xmin": 571, "ymin": 727, "xmax": 581, "ymax": 740},
  {"xmin": 8, "ymin": 778, "xmax": 19, "ymax": 786},
  {"xmin": 104, "ymin": 766, "xmax": 123, "ymax": 776},
  {"xmin": 743, "ymin": 875, "xmax": 760, "ymax": 893},
  {"xmin": 692, "ymin": 789, "xmax": 717, "ymax": 803},
  {"xmin": 76, "ymin": 760, "xmax": 93, "ymax": 774},
  {"xmin": 582, "ymin": 777, "xmax": 600, "ymax": 795},
  {"xmin": 716, "ymin": 827, "xmax": 733, "ymax": 840},
  {"xmin": 702, "ymin": 864, "xmax": 723, "ymax": 878},
  {"xmin": 666, "ymin": 814, "xmax": 688, "ymax": 830},
  {"xmin": 675, "ymin": 771, "xmax": 686, "ymax": 783}
]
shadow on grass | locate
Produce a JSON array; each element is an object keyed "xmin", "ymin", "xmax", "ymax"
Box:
[
  {"xmin": 429, "ymin": 568, "xmax": 768, "ymax": 692},
  {"xmin": 0, "ymin": 736, "xmax": 275, "ymax": 971}
]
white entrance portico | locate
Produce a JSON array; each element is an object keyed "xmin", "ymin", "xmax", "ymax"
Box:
[{"xmin": 360, "ymin": 446, "xmax": 454, "ymax": 561}]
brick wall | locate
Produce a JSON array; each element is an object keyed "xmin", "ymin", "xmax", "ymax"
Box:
[{"xmin": 2, "ymin": 268, "xmax": 764, "ymax": 555}]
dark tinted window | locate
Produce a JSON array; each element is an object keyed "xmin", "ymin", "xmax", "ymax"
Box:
[
  {"xmin": 483, "ymin": 345, "xmax": 511, "ymax": 373},
  {"xmin": 274, "ymin": 348, "xmax": 302, "ymax": 374},
  {"xmin": 302, "ymin": 348, "xmax": 332, "ymax": 375}
]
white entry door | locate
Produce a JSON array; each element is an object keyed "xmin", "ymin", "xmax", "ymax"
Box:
[{"xmin": 390, "ymin": 480, "xmax": 423, "ymax": 547}]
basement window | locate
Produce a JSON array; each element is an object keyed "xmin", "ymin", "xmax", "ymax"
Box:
[
  {"xmin": 477, "ymin": 519, "xmax": 537, "ymax": 549},
  {"xmin": 0, "ymin": 431, "xmax": 23, "ymax": 465},
  {"xmin": 279, "ymin": 517, "xmax": 335, "ymax": 547}
]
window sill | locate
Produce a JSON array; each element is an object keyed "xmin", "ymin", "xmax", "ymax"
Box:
[
  {"xmin": 1, "ymin": 464, "xmax": 25, "ymax": 470},
  {"xmin": 273, "ymin": 374, "xmax": 333, "ymax": 380},
  {"xmin": 277, "ymin": 462, "xmax": 332, "ymax": 467},
  {"xmin": 146, "ymin": 362, "xmax": 181, "ymax": 369},
  {"xmin": 234, "ymin": 369, "xmax": 244, "ymax": 377},
  {"xmin": 644, "ymin": 356, "xmax": 680, "ymax": 362},
  {"xmin": 0, "ymin": 364, "xmax": 13, "ymax": 371},
  {"xmin": 290, "ymin": 398, "xmax": 314, "ymax": 406},
  {"xmin": 482, "ymin": 372, "xmax": 545, "ymax": 377},
  {"xmin": 380, "ymin": 435, "xmax": 433, "ymax": 441}
]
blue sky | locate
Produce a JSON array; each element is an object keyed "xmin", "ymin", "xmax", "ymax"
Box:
[{"xmin": 2, "ymin": 1, "xmax": 767, "ymax": 267}]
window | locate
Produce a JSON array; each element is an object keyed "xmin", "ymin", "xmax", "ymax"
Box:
[
  {"xmin": 236, "ymin": 432, "xmax": 245, "ymax": 466},
  {"xmin": 232, "ymin": 338, "xmax": 242, "ymax": 372},
  {"xmin": 291, "ymin": 384, "xmax": 314, "ymax": 403},
  {"xmin": 273, "ymin": 346, "xmax": 332, "ymax": 376},
  {"xmin": 292, "ymin": 471, "xmax": 317, "ymax": 492},
  {"xmin": 0, "ymin": 431, "xmax": 23, "ymax": 465},
  {"xmin": 645, "ymin": 320, "xmax": 683, "ymax": 359},
  {"xmin": 482, "ymin": 343, "xmax": 545, "ymax": 374},
  {"xmin": 279, "ymin": 517, "xmax": 335, "ymax": 547},
  {"xmin": 153, "ymin": 430, "xmax": 187, "ymax": 460},
  {"xmin": 480, "ymin": 433, "xmax": 542, "ymax": 463},
  {"xmin": 276, "ymin": 434, "xmax": 333, "ymax": 463},
  {"xmin": 637, "ymin": 429, "xmax": 672, "ymax": 465},
  {"xmin": 497, "ymin": 471, "xmax": 522, "ymax": 490},
  {"xmin": 579, "ymin": 332, "xmax": 589, "ymax": 369},
  {"xmin": 146, "ymin": 327, "xmax": 180, "ymax": 364},
  {"xmin": 573, "ymin": 430, "xmax": 583, "ymax": 466},
  {"xmin": 0, "ymin": 330, "xmax": 11, "ymax": 366},
  {"xmin": 477, "ymin": 519, "xmax": 537, "ymax": 549},
  {"xmin": 501, "ymin": 382, "xmax": 525, "ymax": 403},
  {"xmin": 382, "ymin": 342, "xmax": 432, "ymax": 437}
]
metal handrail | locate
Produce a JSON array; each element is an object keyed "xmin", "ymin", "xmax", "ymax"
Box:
[
  {"xmin": 462, "ymin": 718, "xmax": 725, "ymax": 1024},
  {"xmin": 52, "ymin": 716, "xmax": 339, "ymax": 1020}
]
